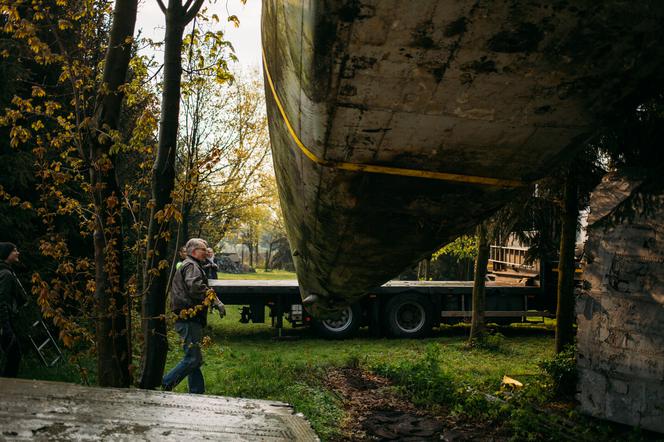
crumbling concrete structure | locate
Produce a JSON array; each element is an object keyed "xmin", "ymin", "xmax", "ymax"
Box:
[{"xmin": 577, "ymin": 174, "xmax": 664, "ymax": 433}]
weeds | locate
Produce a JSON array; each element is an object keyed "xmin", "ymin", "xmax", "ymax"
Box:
[
  {"xmin": 343, "ymin": 353, "xmax": 361, "ymax": 369},
  {"xmin": 284, "ymin": 382, "xmax": 344, "ymax": 441},
  {"xmin": 371, "ymin": 344, "xmax": 456, "ymax": 406},
  {"xmin": 538, "ymin": 344, "xmax": 577, "ymax": 398},
  {"xmin": 365, "ymin": 341, "xmax": 634, "ymax": 441},
  {"xmin": 465, "ymin": 332, "xmax": 507, "ymax": 352}
]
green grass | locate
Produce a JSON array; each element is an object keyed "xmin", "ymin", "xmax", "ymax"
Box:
[
  {"xmin": 158, "ymin": 307, "xmax": 556, "ymax": 439},
  {"xmin": 20, "ymin": 306, "xmax": 634, "ymax": 441},
  {"xmin": 17, "ymin": 350, "xmax": 96, "ymax": 385},
  {"xmin": 216, "ymin": 269, "xmax": 297, "ymax": 280}
]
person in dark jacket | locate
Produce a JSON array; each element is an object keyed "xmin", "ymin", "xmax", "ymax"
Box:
[
  {"xmin": 174, "ymin": 246, "xmax": 187, "ymax": 270},
  {"xmin": 203, "ymin": 247, "xmax": 219, "ymax": 280},
  {"xmin": 0, "ymin": 242, "xmax": 26, "ymax": 378},
  {"xmin": 162, "ymin": 238, "xmax": 225, "ymax": 393}
]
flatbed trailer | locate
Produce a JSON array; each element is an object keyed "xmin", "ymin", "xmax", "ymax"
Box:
[{"xmin": 208, "ymin": 280, "xmax": 550, "ymax": 339}]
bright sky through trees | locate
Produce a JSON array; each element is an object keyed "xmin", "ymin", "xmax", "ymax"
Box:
[{"xmin": 136, "ymin": 0, "xmax": 263, "ymax": 72}]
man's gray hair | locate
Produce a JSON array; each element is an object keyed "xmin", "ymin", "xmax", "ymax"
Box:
[{"xmin": 185, "ymin": 238, "xmax": 208, "ymax": 255}]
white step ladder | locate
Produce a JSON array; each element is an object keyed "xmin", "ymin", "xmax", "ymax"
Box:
[{"xmin": 28, "ymin": 318, "xmax": 63, "ymax": 367}]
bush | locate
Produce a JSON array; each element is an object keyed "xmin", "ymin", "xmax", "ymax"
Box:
[
  {"xmin": 538, "ymin": 345, "xmax": 577, "ymax": 398},
  {"xmin": 452, "ymin": 387, "xmax": 507, "ymax": 421}
]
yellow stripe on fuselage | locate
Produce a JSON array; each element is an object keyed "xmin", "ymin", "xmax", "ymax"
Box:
[{"xmin": 262, "ymin": 49, "xmax": 526, "ymax": 188}]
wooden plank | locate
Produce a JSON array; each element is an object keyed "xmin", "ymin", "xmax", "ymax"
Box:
[{"xmin": 0, "ymin": 378, "xmax": 318, "ymax": 441}]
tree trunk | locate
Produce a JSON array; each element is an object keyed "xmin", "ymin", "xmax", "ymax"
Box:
[
  {"xmin": 417, "ymin": 259, "xmax": 428, "ymax": 280},
  {"xmin": 89, "ymin": 0, "xmax": 137, "ymax": 387},
  {"xmin": 138, "ymin": 0, "xmax": 204, "ymax": 390},
  {"xmin": 469, "ymin": 222, "xmax": 489, "ymax": 343},
  {"xmin": 555, "ymin": 170, "xmax": 578, "ymax": 353},
  {"xmin": 264, "ymin": 247, "xmax": 270, "ymax": 271}
]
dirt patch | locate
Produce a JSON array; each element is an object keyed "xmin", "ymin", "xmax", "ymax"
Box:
[
  {"xmin": 363, "ymin": 410, "xmax": 444, "ymax": 440},
  {"xmin": 324, "ymin": 367, "xmax": 502, "ymax": 441}
]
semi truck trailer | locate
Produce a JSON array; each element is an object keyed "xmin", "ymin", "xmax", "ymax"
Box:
[{"xmin": 209, "ymin": 279, "xmax": 548, "ymax": 339}]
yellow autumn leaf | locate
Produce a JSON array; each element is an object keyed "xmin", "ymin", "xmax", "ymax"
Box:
[
  {"xmin": 60, "ymin": 332, "xmax": 74, "ymax": 348},
  {"xmin": 31, "ymin": 86, "xmax": 46, "ymax": 97},
  {"xmin": 31, "ymin": 119, "xmax": 45, "ymax": 131},
  {"xmin": 106, "ymin": 195, "xmax": 119, "ymax": 209},
  {"xmin": 228, "ymin": 15, "xmax": 240, "ymax": 28}
]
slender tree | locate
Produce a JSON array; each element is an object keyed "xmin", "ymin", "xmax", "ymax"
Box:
[
  {"xmin": 467, "ymin": 191, "xmax": 536, "ymax": 345},
  {"xmin": 469, "ymin": 222, "xmax": 489, "ymax": 342},
  {"xmin": 87, "ymin": 0, "xmax": 139, "ymax": 387},
  {"xmin": 555, "ymin": 169, "xmax": 578, "ymax": 352},
  {"xmin": 139, "ymin": 0, "xmax": 205, "ymax": 389},
  {"xmin": 175, "ymin": 27, "xmax": 234, "ymax": 250}
]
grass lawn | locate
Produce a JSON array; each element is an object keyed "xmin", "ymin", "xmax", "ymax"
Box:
[
  {"xmin": 16, "ymin": 304, "xmax": 643, "ymax": 441},
  {"xmin": 160, "ymin": 306, "xmax": 557, "ymax": 440}
]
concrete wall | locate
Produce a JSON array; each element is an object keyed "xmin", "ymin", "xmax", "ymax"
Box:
[{"xmin": 577, "ymin": 174, "xmax": 664, "ymax": 433}]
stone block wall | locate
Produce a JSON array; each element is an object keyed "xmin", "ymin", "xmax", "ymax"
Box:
[{"xmin": 577, "ymin": 175, "xmax": 664, "ymax": 433}]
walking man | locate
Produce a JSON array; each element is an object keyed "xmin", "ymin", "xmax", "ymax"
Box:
[
  {"xmin": 162, "ymin": 238, "xmax": 225, "ymax": 393},
  {"xmin": 0, "ymin": 242, "xmax": 27, "ymax": 378}
]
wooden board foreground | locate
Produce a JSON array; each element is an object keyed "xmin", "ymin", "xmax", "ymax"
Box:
[{"xmin": 0, "ymin": 378, "xmax": 318, "ymax": 441}]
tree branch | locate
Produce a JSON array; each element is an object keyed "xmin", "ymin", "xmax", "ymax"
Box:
[
  {"xmin": 156, "ymin": 0, "xmax": 167, "ymax": 14},
  {"xmin": 184, "ymin": 0, "xmax": 205, "ymax": 24}
]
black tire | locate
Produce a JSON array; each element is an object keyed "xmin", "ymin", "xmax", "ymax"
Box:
[
  {"xmin": 312, "ymin": 304, "xmax": 361, "ymax": 339},
  {"xmin": 384, "ymin": 293, "xmax": 433, "ymax": 338}
]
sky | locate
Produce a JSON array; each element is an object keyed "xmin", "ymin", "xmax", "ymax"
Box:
[{"xmin": 136, "ymin": 0, "xmax": 263, "ymax": 74}]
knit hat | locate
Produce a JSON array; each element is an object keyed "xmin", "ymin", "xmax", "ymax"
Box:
[{"xmin": 0, "ymin": 242, "xmax": 17, "ymax": 261}]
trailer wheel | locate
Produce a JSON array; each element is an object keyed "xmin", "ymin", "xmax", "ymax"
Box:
[
  {"xmin": 313, "ymin": 304, "xmax": 361, "ymax": 339},
  {"xmin": 384, "ymin": 293, "xmax": 433, "ymax": 338}
]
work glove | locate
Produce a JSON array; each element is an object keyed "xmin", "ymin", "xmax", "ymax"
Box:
[{"xmin": 214, "ymin": 299, "xmax": 226, "ymax": 319}]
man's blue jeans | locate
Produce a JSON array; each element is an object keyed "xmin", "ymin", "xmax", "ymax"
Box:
[{"xmin": 162, "ymin": 320, "xmax": 205, "ymax": 394}]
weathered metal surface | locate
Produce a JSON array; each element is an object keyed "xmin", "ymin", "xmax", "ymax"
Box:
[
  {"xmin": 261, "ymin": 0, "xmax": 664, "ymax": 313},
  {"xmin": 576, "ymin": 175, "xmax": 664, "ymax": 433},
  {"xmin": 0, "ymin": 378, "xmax": 318, "ymax": 441}
]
